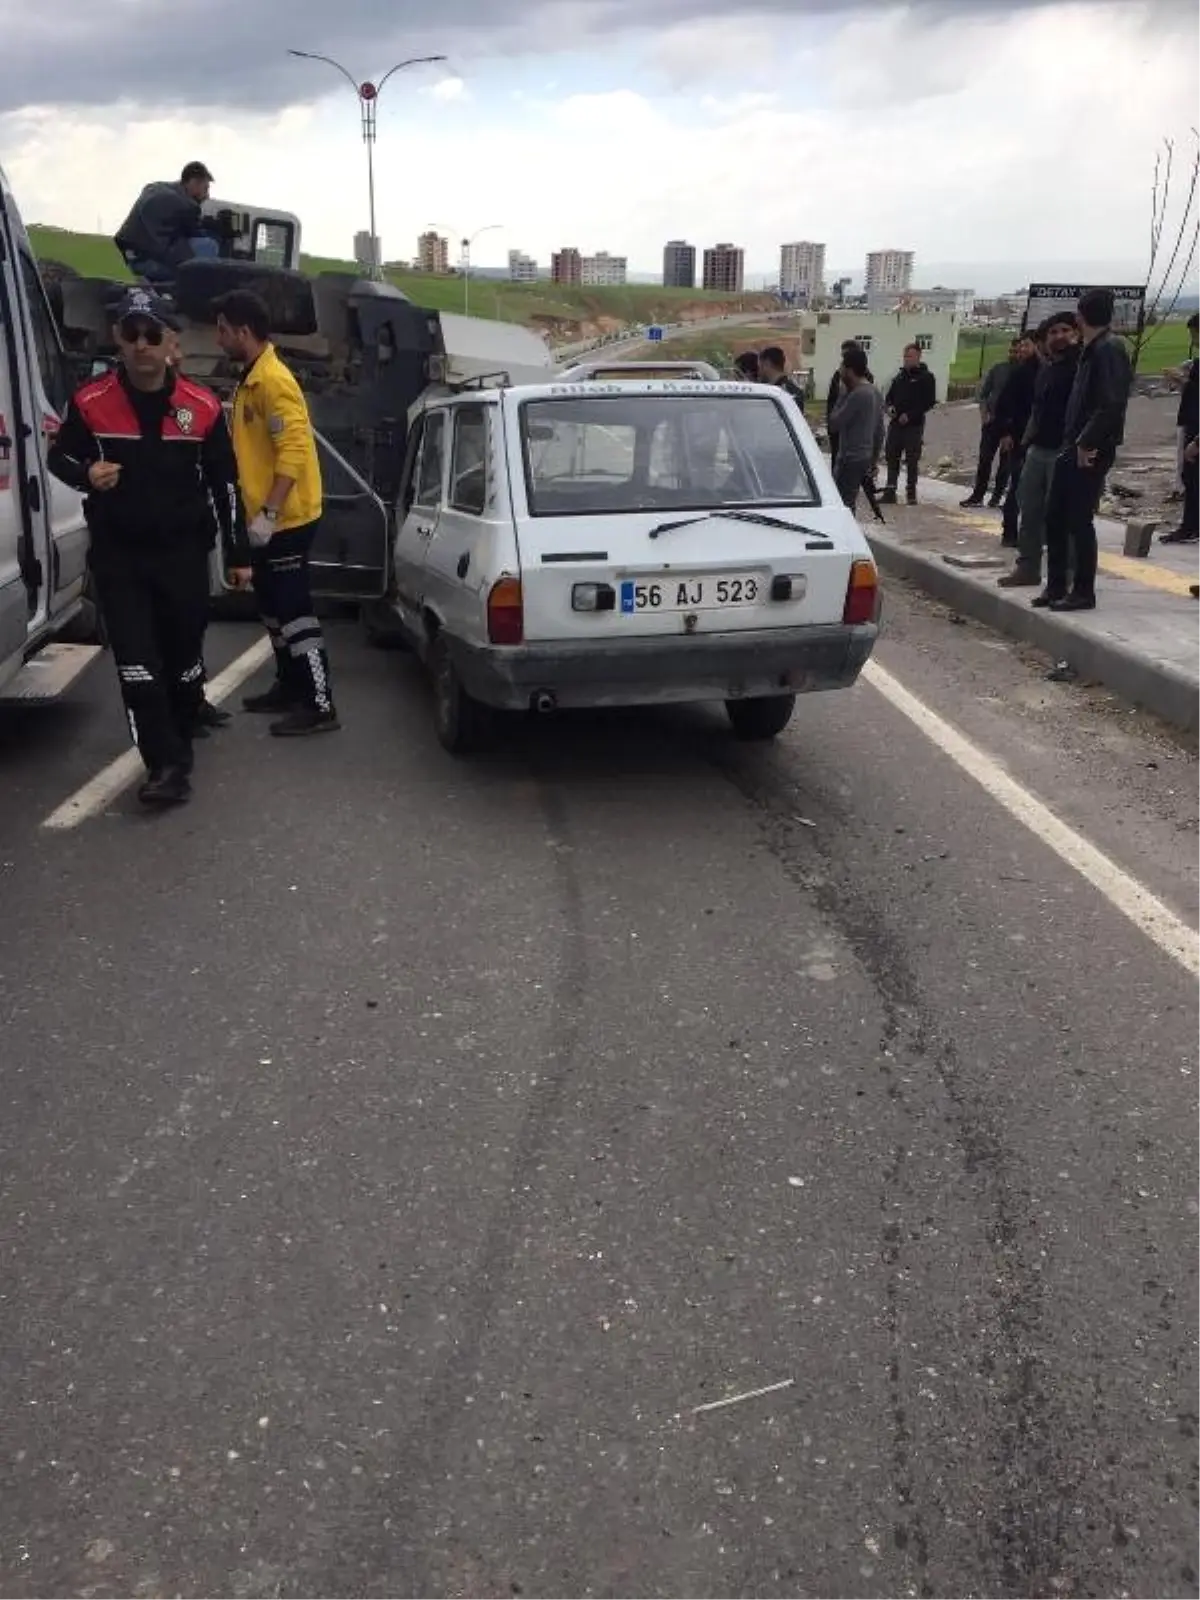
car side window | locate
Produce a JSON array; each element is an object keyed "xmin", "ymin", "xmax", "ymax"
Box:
[
  {"xmin": 450, "ymin": 406, "xmax": 488, "ymax": 515},
  {"xmin": 416, "ymin": 412, "xmax": 446, "ymax": 508},
  {"xmin": 18, "ymin": 248, "xmax": 71, "ymax": 416}
]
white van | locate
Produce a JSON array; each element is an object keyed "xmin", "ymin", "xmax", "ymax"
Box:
[
  {"xmin": 0, "ymin": 164, "xmax": 100, "ymax": 703},
  {"xmin": 380, "ymin": 376, "xmax": 880, "ymax": 752}
]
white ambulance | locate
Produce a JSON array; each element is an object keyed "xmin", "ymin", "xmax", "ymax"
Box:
[{"xmin": 0, "ymin": 163, "xmax": 100, "ymax": 705}]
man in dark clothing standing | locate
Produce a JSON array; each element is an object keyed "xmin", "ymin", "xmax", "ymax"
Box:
[
  {"xmin": 992, "ymin": 331, "xmax": 1042, "ymax": 546},
  {"xmin": 962, "ymin": 339, "xmax": 1021, "ymax": 507},
  {"xmin": 828, "ymin": 346, "xmax": 885, "ymax": 511},
  {"xmin": 881, "ymin": 343, "xmax": 937, "ymax": 504},
  {"xmin": 759, "ymin": 346, "xmax": 805, "ymax": 414},
  {"xmin": 733, "ymin": 351, "xmax": 761, "ymax": 382},
  {"xmin": 1034, "ymin": 289, "xmax": 1132, "ymax": 612},
  {"xmin": 998, "ymin": 313, "xmax": 1079, "ymax": 587},
  {"xmin": 1161, "ymin": 337, "xmax": 1198, "ymax": 544},
  {"xmin": 827, "ymin": 341, "xmax": 872, "ymax": 468},
  {"xmin": 47, "ymin": 288, "xmax": 246, "ymax": 806},
  {"xmin": 115, "ymin": 163, "xmax": 219, "ymax": 284}
]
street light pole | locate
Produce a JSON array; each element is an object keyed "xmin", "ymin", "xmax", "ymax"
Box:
[
  {"xmin": 288, "ymin": 48, "xmax": 447, "ymax": 280},
  {"xmin": 428, "ymin": 222, "xmax": 503, "ymax": 314}
]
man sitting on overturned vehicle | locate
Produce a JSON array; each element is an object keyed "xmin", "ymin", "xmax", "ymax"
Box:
[{"xmin": 114, "ymin": 162, "xmax": 221, "ymax": 285}]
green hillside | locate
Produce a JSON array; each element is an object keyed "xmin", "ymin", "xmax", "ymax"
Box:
[{"xmin": 28, "ymin": 226, "xmax": 773, "ymax": 337}]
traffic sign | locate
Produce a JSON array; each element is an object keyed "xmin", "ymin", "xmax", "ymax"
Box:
[{"xmin": 647, "ymin": 325, "xmax": 664, "ymax": 343}]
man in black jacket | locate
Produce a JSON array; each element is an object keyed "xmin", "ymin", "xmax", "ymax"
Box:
[
  {"xmin": 992, "ymin": 330, "xmax": 1041, "ymax": 545},
  {"xmin": 114, "ymin": 162, "xmax": 218, "ymax": 284},
  {"xmin": 881, "ymin": 343, "xmax": 937, "ymax": 504},
  {"xmin": 998, "ymin": 313, "xmax": 1079, "ymax": 587},
  {"xmin": 1161, "ymin": 337, "xmax": 1198, "ymax": 543},
  {"xmin": 47, "ymin": 288, "xmax": 247, "ymax": 806},
  {"xmin": 1034, "ymin": 289, "xmax": 1132, "ymax": 612},
  {"xmin": 759, "ymin": 346, "xmax": 805, "ymax": 414}
]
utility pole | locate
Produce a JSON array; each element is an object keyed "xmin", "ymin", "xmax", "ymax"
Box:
[{"xmin": 288, "ymin": 48, "xmax": 447, "ymax": 280}]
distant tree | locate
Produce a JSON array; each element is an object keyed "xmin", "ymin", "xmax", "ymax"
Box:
[{"xmin": 1131, "ymin": 131, "xmax": 1199, "ymax": 368}]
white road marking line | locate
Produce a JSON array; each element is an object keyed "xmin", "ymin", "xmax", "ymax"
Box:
[
  {"xmin": 862, "ymin": 659, "xmax": 1199, "ymax": 977},
  {"xmin": 41, "ymin": 636, "xmax": 274, "ymax": 832},
  {"xmin": 693, "ymin": 1378, "xmax": 795, "ymax": 1415}
]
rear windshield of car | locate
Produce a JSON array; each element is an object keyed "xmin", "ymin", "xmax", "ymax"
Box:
[{"xmin": 520, "ymin": 393, "xmax": 818, "ymax": 517}]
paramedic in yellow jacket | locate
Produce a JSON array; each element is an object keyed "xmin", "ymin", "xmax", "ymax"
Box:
[{"xmin": 214, "ymin": 289, "xmax": 339, "ymax": 736}]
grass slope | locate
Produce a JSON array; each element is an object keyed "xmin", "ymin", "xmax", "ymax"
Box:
[
  {"xmin": 28, "ymin": 226, "xmax": 772, "ymax": 333},
  {"xmin": 952, "ymin": 322, "xmax": 1194, "ymax": 381}
]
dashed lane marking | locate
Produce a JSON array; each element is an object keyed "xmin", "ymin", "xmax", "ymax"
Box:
[
  {"xmin": 41, "ymin": 636, "xmax": 273, "ymax": 832},
  {"xmin": 863, "ymin": 658, "xmax": 1199, "ymax": 977}
]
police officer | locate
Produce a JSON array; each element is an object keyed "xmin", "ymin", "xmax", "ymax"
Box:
[
  {"xmin": 47, "ymin": 287, "xmax": 245, "ymax": 806},
  {"xmin": 213, "ymin": 289, "xmax": 339, "ymax": 736}
]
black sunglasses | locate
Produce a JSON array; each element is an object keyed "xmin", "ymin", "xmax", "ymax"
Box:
[{"xmin": 119, "ymin": 319, "xmax": 165, "ymax": 346}]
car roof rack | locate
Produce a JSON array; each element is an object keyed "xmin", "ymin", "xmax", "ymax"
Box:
[{"xmin": 448, "ymin": 370, "xmax": 512, "ymax": 392}]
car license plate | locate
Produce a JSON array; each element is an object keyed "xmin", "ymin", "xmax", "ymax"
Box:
[{"xmin": 619, "ymin": 574, "xmax": 761, "ymax": 614}]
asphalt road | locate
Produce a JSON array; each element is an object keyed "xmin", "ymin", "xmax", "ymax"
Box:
[{"xmin": 0, "ymin": 582, "xmax": 1196, "ymax": 1600}]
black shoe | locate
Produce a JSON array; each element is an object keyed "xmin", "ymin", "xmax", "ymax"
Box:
[
  {"xmin": 1159, "ymin": 527, "xmax": 1199, "ymax": 544},
  {"xmin": 879, "ymin": 487, "xmax": 898, "ymax": 505},
  {"xmin": 243, "ymin": 682, "xmax": 297, "ymax": 714},
  {"xmin": 987, "ymin": 496, "xmax": 1004, "ymax": 509},
  {"xmin": 998, "ymin": 569, "xmax": 1041, "ymax": 588},
  {"xmin": 269, "ymin": 706, "xmax": 341, "ymax": 737},
  {"xmin": 195, "ymin": 700, "xmax": 231, "ymax": 728},
  {"xmin": 137, "ymin": 766, "xmax": 192, "ymax": 807},
  {"xmin": 906, "ymin": 490, "xmax": 918, "ymax": 505},
  {"xmin": 960, "ymin": 496, "xmax": 984, "ymax": 508},
  {"xmin": 999, "ymin": 535, "xmax": 1019, "ymax": 548},
  {"xmin": 1049, "ymin": 593, "xmax": 1096, "ymax": 612},
  {"xmin": 1031, "ymin": 589, "xmax": 1064, "ymax": 608}
]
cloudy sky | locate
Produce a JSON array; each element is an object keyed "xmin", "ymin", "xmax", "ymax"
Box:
[{"xmin": 2, "ymin": 0, "xmax": 1197, "ymax": 289}]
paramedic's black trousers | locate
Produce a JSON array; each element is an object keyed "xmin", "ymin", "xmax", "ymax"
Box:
[
  {"xmin": 90, "ymin": 540, "xmax": 209, "ymax": 773},
  {"xmin": 250, "ymin": 521, "xmax": 334, "ymax": 713}
]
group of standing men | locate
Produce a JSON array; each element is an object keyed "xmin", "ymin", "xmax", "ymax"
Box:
[
  {"xmin": 969, "ymin": 289, "xmax": 1136, "ymax": 611},
  {"xmin": 819, "ymin": 288, "xmax": 1146, "ymax": 614},
  {"xmin": 47, "ymin": 285, "xmax": 339, "ymax": 809}
]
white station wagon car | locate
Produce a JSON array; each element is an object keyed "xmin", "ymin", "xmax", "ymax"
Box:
[{"xmin": 378, "ymin": 377, "xmax": 880, "ymax": 752}]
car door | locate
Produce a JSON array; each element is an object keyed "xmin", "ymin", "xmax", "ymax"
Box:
[
  {"xmin": 0, "ymin": 212, "xmax": 30, "ymax": 672},
  {"xmin": 305, "ymin": 432, "xmax": 391, "ymax": 600},
  {"xmin": 13, "ymin": 241, "xmax": 89, "ymax": 614},
  {"xmin": 392, "ymin": 407, "xmax": 447, "ymax": 631},
  {"xmin": 423, "ymin": 403, "xmax": 494, "ymax": 637}
]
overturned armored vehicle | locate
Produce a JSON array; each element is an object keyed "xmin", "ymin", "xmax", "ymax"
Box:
[{"xmin": 50, "ymin": 202, "xmax": 555, "ymax": 606}]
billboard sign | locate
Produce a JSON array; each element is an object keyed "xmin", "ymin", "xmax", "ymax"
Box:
[{"xmin": 1022, "ymin": 283, "xmax": 1146, "ymax": 334}]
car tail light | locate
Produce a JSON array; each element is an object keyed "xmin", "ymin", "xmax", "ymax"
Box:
[
  {"xmin": 843, "ymin": 559, "xmax": 878, "ymax": 625},
  {"xmin": 487, "ymin": 576, "xmax": 524, "ymax": 645}
]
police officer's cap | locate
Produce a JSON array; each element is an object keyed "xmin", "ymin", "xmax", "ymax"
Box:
[{"xmin": 113, "ymin": 286, "xmax": 181, "ymax": 331}]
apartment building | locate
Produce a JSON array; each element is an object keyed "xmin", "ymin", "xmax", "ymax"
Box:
[
  {"xmin": 417, "ymin": 230, "xmax": 451, "ymax": 274},
  {"xmin": 864, "ymin": 249, "xmax": 915, "ymax": 293},
  {"xmin": 353, "ymin": 231, "xmax": 381, "ymax": 271},
  {"xmin": 508, "ymin": 250, "xmax": 538, "ymax": 282},
  {"xmin": 702, "ymin": 242, "xmax": 744, "ymax": 293},
  {"xmin": 663, "ymin": 240, "xmax": 696, "ymax": 289},
  {"xmin": 581, "ymin": 251, "xmax": 627, "ymax": 286},
  {"xmin": 779, "ymin": 240, "xmax": 826, "ymax": 301},
  {"xmin": 551, "ymin": 247, "xmax": 583, "ymax": 285}
]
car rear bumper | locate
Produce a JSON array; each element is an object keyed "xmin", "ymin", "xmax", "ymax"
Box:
[{"xmin": 451, "ymin": 622, "xmax": 879, "ymax": 712}]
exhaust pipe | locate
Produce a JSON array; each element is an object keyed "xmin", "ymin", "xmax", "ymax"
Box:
[{"xmin": 531, "ymin": 690, "xmax": 557, "ymax": 714}]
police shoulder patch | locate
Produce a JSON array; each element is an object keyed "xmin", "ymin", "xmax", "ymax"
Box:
[{"xmin": 268, "ymin": 414, "xmax": 285, "ymax": 436}]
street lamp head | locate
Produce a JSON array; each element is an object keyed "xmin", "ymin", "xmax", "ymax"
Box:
[{"xmin": 359, "ymin": 81, "xmax": 377, "ymax": 100}]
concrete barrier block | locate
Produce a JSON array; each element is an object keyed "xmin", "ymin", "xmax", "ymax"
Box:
[{"xmin": 1123, "ymin": 519, "xmax": 1158, "ymax": 558}]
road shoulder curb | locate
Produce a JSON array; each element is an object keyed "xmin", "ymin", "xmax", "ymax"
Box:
[{"xmin": 866, "ymin": 525, "xmax": 1199, "ymax": 732}]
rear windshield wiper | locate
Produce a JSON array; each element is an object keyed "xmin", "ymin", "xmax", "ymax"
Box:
[{"xmin": 649, "ymin": 509, "xmax": 833, "ymax": 544}]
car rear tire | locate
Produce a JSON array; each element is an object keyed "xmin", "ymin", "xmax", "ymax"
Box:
[
  {"xmin": 725, "ymin": 693, "xmax": 796, "ymax": 741},
  {"xmin": 431, "ymin": 634, "xmax": 490, "ymax": 754}
]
